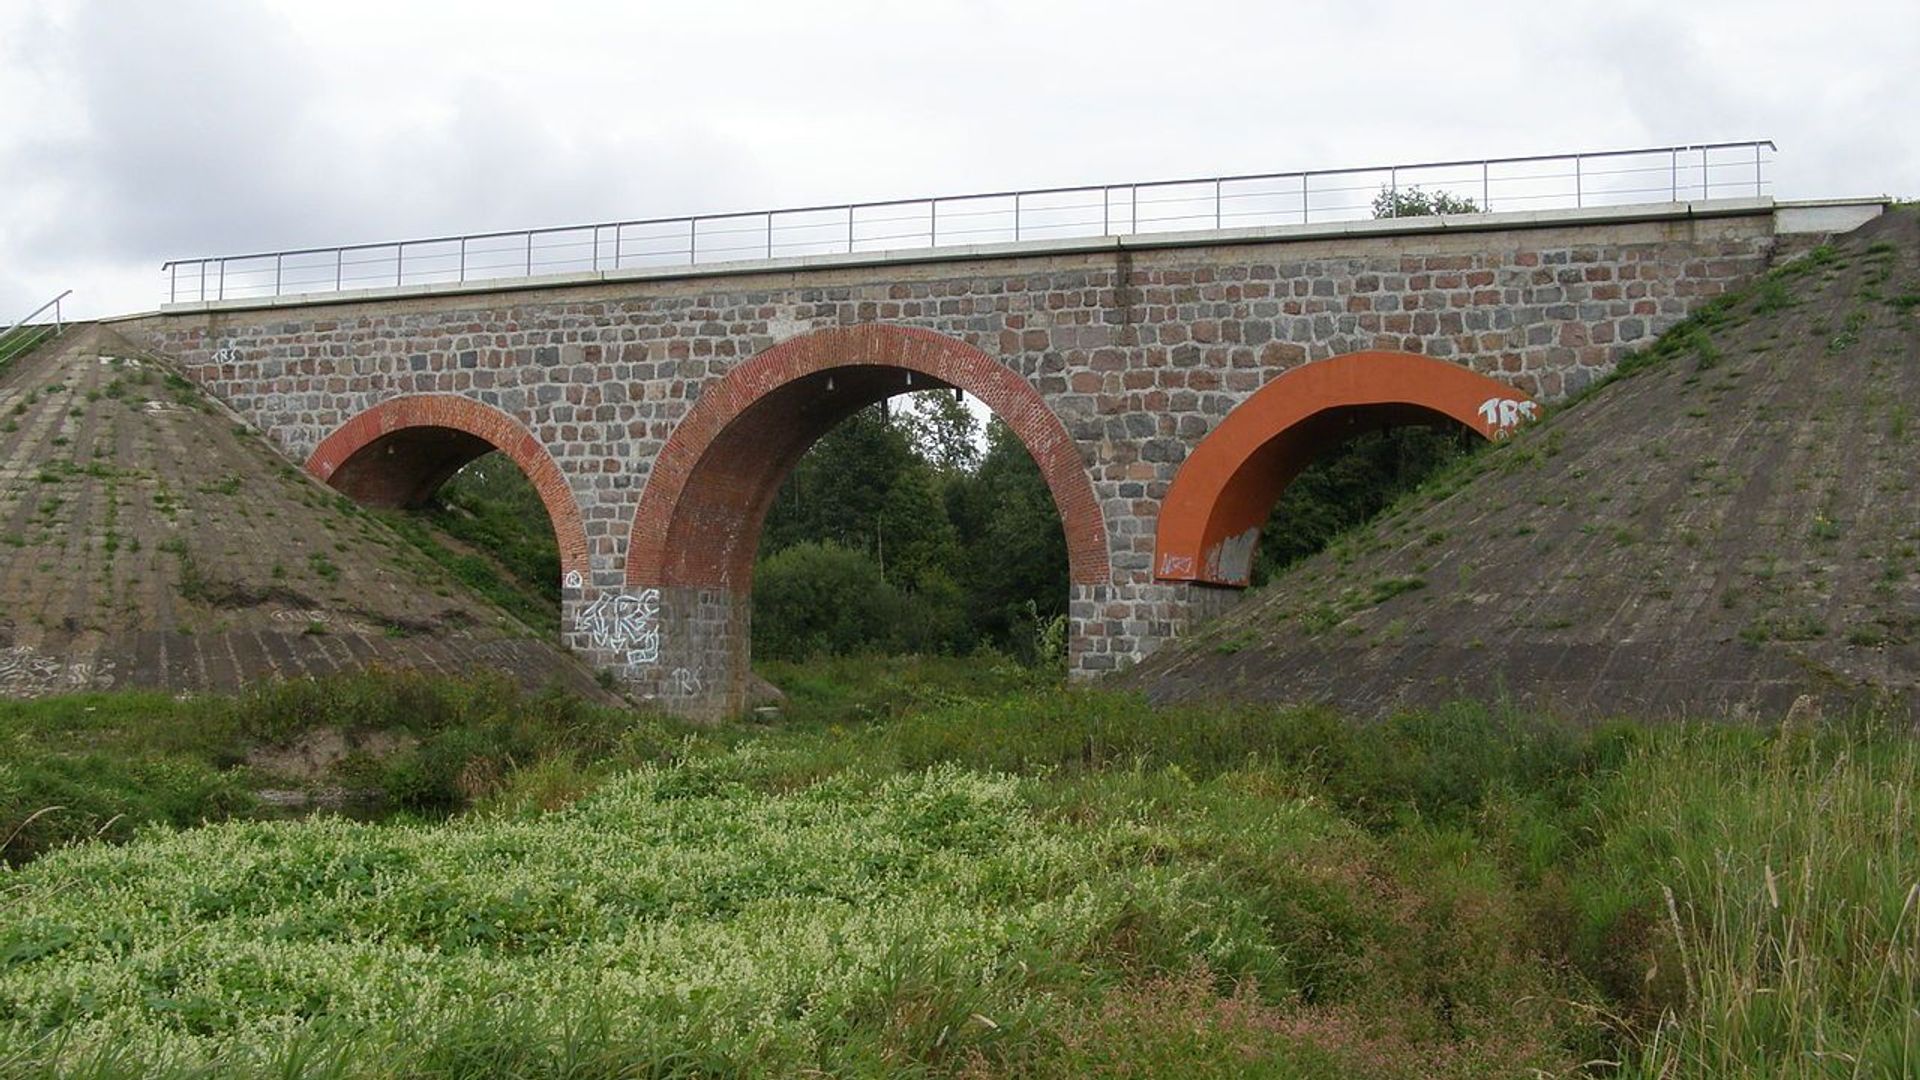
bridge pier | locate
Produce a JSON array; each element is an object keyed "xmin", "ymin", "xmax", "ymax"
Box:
[{"xmin": 566, "ymin": 585, "xmax": 748, "ymax": 721}]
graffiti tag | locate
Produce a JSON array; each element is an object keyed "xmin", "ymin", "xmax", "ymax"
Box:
[
  {"xmin": 211, "ymin": 346, "xmax": 242, "ymax": 364},
  {"xmin": 1477, "ymin": 397, "xmax": 1538, "ymax": 436},
  {"xmin": 579, "ymin": 589, "xmax": 661, "ymax": 666},
  {"xmin": 0, "ymin": 646, "xmax": 115, "ymax": 695},
  {"xmin": 669, "ymin": 667, "xmax": 702, "ymax": 696}
]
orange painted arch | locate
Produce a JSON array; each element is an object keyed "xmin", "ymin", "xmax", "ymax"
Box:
[
  {"xmin": 1153, "ymin": 350, "xmax": 1534, "ymax": 587},
  {"xmin": 626, "ymin": 323, "xmax": 1109, "ymax": 590},
  {"xmin": 306, "ymin": 394, "xmax": 591, "ymax": 579}
]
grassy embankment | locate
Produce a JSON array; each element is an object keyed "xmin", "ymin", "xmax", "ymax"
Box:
[{"xmin": 2, "ymin": 660, "xmax": 1915, "ymax": 1078}]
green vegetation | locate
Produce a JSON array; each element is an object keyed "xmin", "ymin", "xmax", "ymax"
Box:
[
  {"xmin": 1251, "ymin": 427, "xmax": 1470, "ymax": 586},
  {"xmin": 1, "ymin": 665, "xmax": 1915, "ymax": 1077},
  {"xmin": 1609, "ymin": 244, "xmax": 1841, "ymax": 386},
  {"xmin": 426, "ymin": 457, "xmax": 563, "ymax": 609},
  {"xmin": 0, "ymin": 323, "xmax": 58, "ymax": 373},
  {"xmin": 380, "ymin": 504, "xmax": 560, "ymax": 637},
  {"xmin": 1372, "ymin": 186, "xmax": 1481, "ymax": 218},
  {"xmin": 0, "ymin": 671, "xmax": 687, "ymax": 864},
  {"xmin": 758, "ymin": 399, "xmax": 1069, "ymax": 663}
]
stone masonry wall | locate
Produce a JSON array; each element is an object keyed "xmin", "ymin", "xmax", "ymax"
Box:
[{"xmin": 130, "ymin": 210, "xmax": 1780, "ymax": 711}]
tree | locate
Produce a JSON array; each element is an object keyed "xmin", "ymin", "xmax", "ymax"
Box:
[
  {"xmin": 1250, "ymin": 425, "xmax": 1470, "ymax": 587},
  {"xmin": 761, "ymin": 405, "xmax": 921, "ymax": 559},
  {"xmin": 751, "ymin": 542, "xmax": 908, "ymax": 660},
  {"xmin": 952, "ymin": 418, "xmax": 1070, "ymax": 655},
  {"xmin": 756, "ymin": 404, "xmax": 1070, "ymax": 661},
  {"xmin": 897, "ymin": 389, "xmax": 981, "ymax": 475},
  {"xmin": 1373, "ymin": 186, "xmax": 1480, "ymax": 219}
]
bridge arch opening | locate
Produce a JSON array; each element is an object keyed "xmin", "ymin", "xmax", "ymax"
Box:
[
  {"xmin": 305, "ymin": 395, "xmax": 591, "ymax": 598},
  {"xmin": 1154, "ymin": 350, "xmax": 1534, "ymax": 588},
  {"xmin": 624, "ymin": 325, "xmax": 1107, "ymax": 713}
]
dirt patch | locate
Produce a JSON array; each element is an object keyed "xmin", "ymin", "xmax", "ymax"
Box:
[{"xmin": 245, "ymin": 727, "xmax": 419, "ymax": 783}]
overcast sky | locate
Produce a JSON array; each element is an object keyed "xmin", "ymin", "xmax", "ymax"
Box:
[{"xmin": 1, "ymin": 0, "xmax": 1914, "ymax": 320}]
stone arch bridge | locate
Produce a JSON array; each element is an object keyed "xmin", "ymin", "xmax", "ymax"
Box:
[{"xmin": 121, "ymin": 197, "xmax": 1873, "ymax": 717}]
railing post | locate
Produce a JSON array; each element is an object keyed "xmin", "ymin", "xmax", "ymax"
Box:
[
  {"xmin": 615, "ymin": 225, "xmax": 624, "ymax": 269},
  {"xmin": 1014, "ymin": 192, "xmax": 1022, "ymax": 242},
  {"xmin": 767, "ymin": 212, "xmax": 774, "ymax": 258},
  {"xmin": 1388, "ymin": 167, "xmax": 1398, "ymax": 217},
  {"xmin": 1754, "ymin": 142, "xmax": 1763, "ymax": 196},
  {"xmin": 1301, "ymin": 173, "xmax": 1309, "ymax": 224},
  {"xmin": 1482, "ymin": 161, "xmax": 1489, "ymax": 211},
  {"xmin": 1132, "ymin": 185, "xmax": 1139, "ymax": 233},
  {"xmin": 526, "ymin": 232, "xmax": 534, "ymax": 276},
  {"xmin": 1671, "ymin": 148, "xmax": 1679, "ymax": 202},
  {"xmin": 1214, "ymin": 178, "xmax": 1222, "ymax": 229},
  {"xmin": 335, "ymin": 249, "xmax": 343, "ymax": 290},
  {"xmin": 929, "ymin": 202, "xmax": 936, "ymax": 247},
  {"xmin": 460, "ymin": 238, "xmax": 467, "ymax": 282},
  {"xmin": 1575, "ymin": 155, "xmax": 1583, "ymax": 207},
  {"xmin": 1101, "ymin": 186, "xmax": 1110, "ymax": 236},
  {"xmin": 1701, "ymin": 146, "xmax": 1709, "ymax": 199},
  {"xmin": 169, "ymin": 264, "xmax": 177, "ymax": 304},
  {"xmin": 54, "ymin": 296, "xmax": 62, "ymax": 334},
  {"xmin": 200, "ymin": 261, "xmax": 207, "ymax": 303},
  {"xmin": 277, "ymin": 253, "xmax": 285, "ymax": 295},
  {"xmin": 846, "ymin": 207, "xmax": 853, "ymax": 254},
  {"xmin": 690, "ymin": 219, "xmax": 698, "ymax": 263},
  {"xmin": 592, "ymin": 226, "xmax": 600, "ymax": 272},
  {"xmin": 218, "ymin": 259, "xmax": 226, "ymax": 301},
  {"xmin": 394, "ymin": 245, "xmax": 401, "ymax": 288}
]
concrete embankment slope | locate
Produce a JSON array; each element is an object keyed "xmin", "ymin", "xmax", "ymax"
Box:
[
  {"xmin": 1124, "ymin": 208, "xmax": 1920, "ymax": 721},
  {"xmin": 0, "ymin": 325, "xmax": 604, "ymax": 698}
]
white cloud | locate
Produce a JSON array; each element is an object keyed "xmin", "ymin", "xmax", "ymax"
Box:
[{"xmin": 1, "ymin": 0, "xmax": 1913, "ymax": 320}]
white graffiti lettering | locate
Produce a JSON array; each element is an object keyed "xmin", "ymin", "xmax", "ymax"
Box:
[
  {"xmin": 579, "ymin": 589, "xmax": 662, "ymax": 666},
  {"xmin": 211, "ymin": 346, "xmax": 242, "ymax": 364},
  {"xmin": 0, "ymin": 645, "xmax": 115, "ymax": 695},
  {"xmin": 1477, "ymin": 396, "xmax": 1538, "ymax": 437},
  {"xmin": 1158, "ymin": 553, "xmax": 1195, "ymax": 578},
  {"xmin": 562, "ymin": 569, "xmax": 583, "ymax": 590},
  {"xmin": 669, "ymin": 667, "xmax": 702, "ymax": 696}
]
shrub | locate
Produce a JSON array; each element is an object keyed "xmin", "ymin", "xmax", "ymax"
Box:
[{"xmin": 752, "ymin": 542, "xmax": 912, "ymax": 660}]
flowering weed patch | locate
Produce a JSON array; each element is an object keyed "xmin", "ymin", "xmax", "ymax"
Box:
[{"xmin": 0, "ymin": 755, "xmax": 1295, "ymax": 1075}]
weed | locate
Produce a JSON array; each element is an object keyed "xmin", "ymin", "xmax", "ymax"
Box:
[
  {"xmin": 1366, "ymin": 575, "xmax": 1426, "ymax": 604},
  {"xmin": 307, "ymin": 552, "xmax": 340, "ymax": 582}
]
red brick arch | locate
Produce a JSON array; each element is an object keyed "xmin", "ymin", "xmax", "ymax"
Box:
[
  {"xmin": 1154, "ymin": 350, "xmax": 1533, "ymax": 587},
  {"xmin": 306, "ymin": 394, "xmax": 590, "ymax": 578},
  {"xmin": 626, "ymin": 324, "xmax": 1108, "ymax": 589}
]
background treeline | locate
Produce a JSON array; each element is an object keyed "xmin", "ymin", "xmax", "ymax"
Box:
[{"xmin": 754, "ymin": 392, "xmax": 1069, "ymax": 663}]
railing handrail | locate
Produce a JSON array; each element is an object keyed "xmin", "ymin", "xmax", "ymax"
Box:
[
  {"xmin": 3, "ymin": 289, "xmax": 72, "ymax": 337},
  {"xmin": 0, "ymin": 289, "xmax": 71, "ymax": 368},
  {"xmin": 160, "ymin": 140, "xmax": 1778, "ymax": 304}
]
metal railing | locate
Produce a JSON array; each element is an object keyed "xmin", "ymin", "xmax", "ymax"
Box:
[
  {"xmin": 161, "ymin": 141, "xmax": 1776, "ymax": 305},
  {"xmin": 0, "ymin": 290, "xmax": 70, "ymax": 368}
]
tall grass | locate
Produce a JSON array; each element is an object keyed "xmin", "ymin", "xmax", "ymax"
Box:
[
  {"xmin": 0, "ymin": 670, "xmax": 691, "ymax": 862},
  {"xmin": 2, "ymin": 663, "xmax": 1915, "ymax": 1076},
  {"xmin": 1584, "ymin": 722, "xmax": 1920, "ymax": 1076}
]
